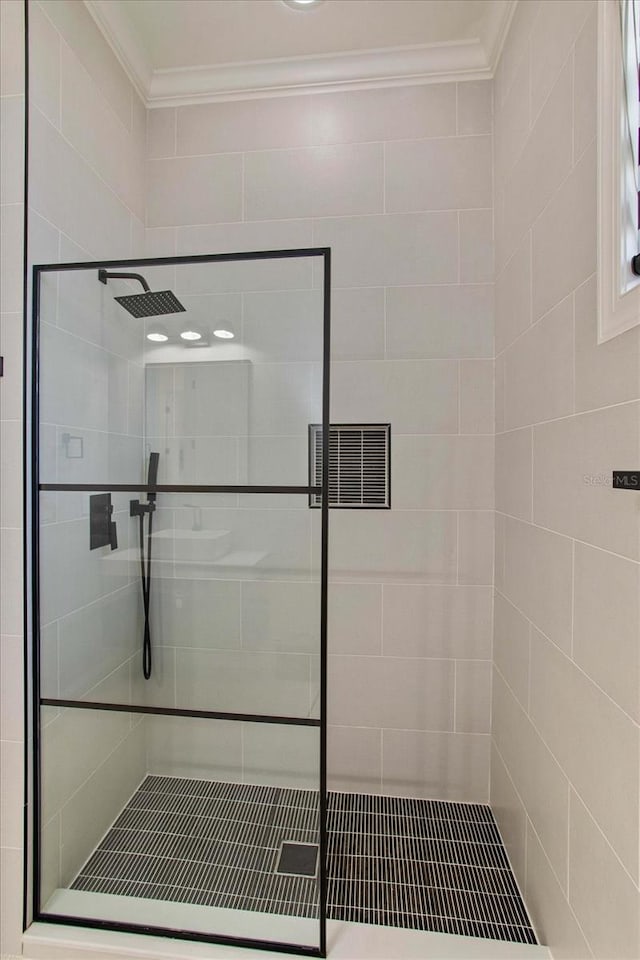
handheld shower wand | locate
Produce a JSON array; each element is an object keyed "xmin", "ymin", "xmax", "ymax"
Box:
[{"xmin": 131, "ymin": 452, "xmax": 160, "ymax": 679}]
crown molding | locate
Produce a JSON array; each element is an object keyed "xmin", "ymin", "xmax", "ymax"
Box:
[
  {"xmin": 85, "ymin": 0, "xmax": 516, "ymax": 108},
  {"xmin": 148, "ymin": 40, "xmax": 491, "ymax": 107}
]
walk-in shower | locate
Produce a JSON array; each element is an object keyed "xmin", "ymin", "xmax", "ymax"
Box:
[
  {"xmin": 32, "ymin": 248, "xmax": 331, "ymax": 956},
  {"xmin": 30, "ymin": 247, "xmax": 537, "ymax": 957}
]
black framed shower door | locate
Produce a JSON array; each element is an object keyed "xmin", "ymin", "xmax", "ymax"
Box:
[{"xmin": 28, "ymin": 248, "xmax": 331, "ymax": 957}]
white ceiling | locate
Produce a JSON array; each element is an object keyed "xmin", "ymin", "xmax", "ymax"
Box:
[
  {"xmin": 85, "ymin": 0, "xmax": 515, "ymax": 106},
  {"xmin": 105, "ymin": 0, "xmax": 491, "ymax": 69}
]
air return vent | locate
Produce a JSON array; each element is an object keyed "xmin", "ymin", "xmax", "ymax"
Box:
[{"xmin": 309, "ymin": 424, "xmax": 391, "ymax": 508}]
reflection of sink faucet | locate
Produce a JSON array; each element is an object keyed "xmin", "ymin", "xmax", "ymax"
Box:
[{"xmin": 184, "ymin": 503, "xmax": 202, "ymax": 531}]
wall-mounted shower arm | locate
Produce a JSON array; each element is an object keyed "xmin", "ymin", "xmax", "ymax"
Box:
[{"xmin": 98, "ymin": 268, "xmax": 151, "ymax": 292}]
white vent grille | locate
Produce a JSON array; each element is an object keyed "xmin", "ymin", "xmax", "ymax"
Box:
[{"xmin": 310, "ymin": 424, "xmax": 390, "ymax": 508}]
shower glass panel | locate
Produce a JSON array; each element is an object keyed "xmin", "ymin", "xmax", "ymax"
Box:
[{"xmin": 32, "ymin": 250, "xmax": 330, "ymax": 957}]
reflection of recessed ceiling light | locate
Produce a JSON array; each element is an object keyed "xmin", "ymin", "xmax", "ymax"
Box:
[
  {"xmin": 146, "ymin": 324, "xmax": 169, "ymax": 342},
  {"xmin": 213, "ymin": 329, "xmax": 235, "ymax": 339},
  {"xmin": 180, "ymin": 328, "xmax": 203, "ymax": 341},
  {"xmin": 282, "ymin": 0, "xmax": 324, "ymax": 8}
]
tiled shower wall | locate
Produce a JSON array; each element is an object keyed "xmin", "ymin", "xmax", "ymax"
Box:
[
  {"xmin": 1, "ymin": 0, "xmax": 149, "ymax": 952},
  {"xmin": 145, "ymin": 81, "xmax": 496, "ymax": 803},
  {"xmin": 491, "ymin": 2, "xmax": 640, "ymax": 958},
  {"xmin": 0, "ymin": 2, "xmax": 27, "ymax": 954}
]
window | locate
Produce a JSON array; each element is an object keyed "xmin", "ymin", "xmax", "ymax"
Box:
[
  {"xmin": 309, "ymin": 424, "xmax": 391, "ymax": 508},
  {"xmin": 598, "ymin": 0, "xmax": 640, "ymax": 340}
]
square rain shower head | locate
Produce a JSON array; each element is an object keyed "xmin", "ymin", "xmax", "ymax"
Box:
[{"xmin": 114, "ymin": 290, "xmax": 186, "ymax": 318}]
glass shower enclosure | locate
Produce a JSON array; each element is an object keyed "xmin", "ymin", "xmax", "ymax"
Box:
[{"xmin": 30, "ymin": 249, "xmax": 331, "ymax": 956}]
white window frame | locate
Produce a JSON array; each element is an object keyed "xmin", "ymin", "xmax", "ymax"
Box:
[{"xmin": 597, "ymin": 0, "xmax": 640, "ymax": 342}]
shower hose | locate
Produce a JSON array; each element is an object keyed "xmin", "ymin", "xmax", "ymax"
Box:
[{"xmin": 139, "ymin": 507, "xmax": 154, "ymax": 679}]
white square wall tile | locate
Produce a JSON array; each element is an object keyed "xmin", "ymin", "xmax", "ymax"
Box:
[
  {"xmin": 525, "ymin": 821, "xmax": 592, "ymax": 959},
  {"xmin": 495, "ymin": 427, "xmax": 532, "ymax": 521},
  {"xmin": 0, "ymin": 0, "xmax": 24, "ymax": 97},
  {"xmin": 457, "ymin": 511, "xmax": 494, "ymax": 585},
  {"xmin": 0, "ymin": 95, "xmax": 24, "ymax": 205},
  {"xmin": 41, "ymin": 0, "xmax": 132, "ymax": 129},
  {"xmin": 502, "ymin": 59, "xmax": 573, "ymax": 254},
  {"xmin": 243, "ymin": 289, "xmax": 323, "ymax": 362},
  {"xmin": 0, "ymin": 847, "xmax": 23, "ymax": 958},
  {"xmin": 0, "ymin": 740, "xmax": 23, "ymax": 847},
  {"xmin": 533, "ymin": 401, "xmax": 640, "ymax": 560},
  {"xmin": 459, "ymin": 209, "xmax": 494, "ymax": 283},
  {"xmin": 243, "ymin": 724, "xmax": 318, "ymax": 790},
  {"xmin": 147, "ymin": 107, "xmax": 176, "ymax": 158},
  {"xmin": 152, "ymin": 578, "xmax": 241, "ymax": 651},
  {"xmin": 177, "ymin": 96, "xmax": 313, "ymax": 155},
  {"xmin": 60, "ymin": 41, "xmax": 143, "ymax": 220},
  {"xmin": 0, "ymin": 419, "xmax": 22, "ymax": 526},
  {"xmin": 146, "ymin": 155, "xmax": 242, "ymax": 227},
  {"xmin": 454, "ymin": 660, "xmax": 492, "ymax": 733},
  {"xmin": 30, "ymin": 1, "xmax": 60, "ymax": 127},
  {"xmin": 382, "ymin": 729, "xmax": 490, "ymax": 802},
  {"xmin": 529, "ymin": 0, "xmax": 593, "ymax": 123},
  {"xmin": 59, "ymin": 727, "xmax": 146, "ymax": 886},
  {"xmin": 530, "ymin": 631, "xmax": 639, "ymax": 882},
  {"xmin": 0, "ymin": 528, "xmax": 23, "ymax": 635},
  {"xmin": 0, "ymin": 312, "xmax": 23, "ymax": 421},
  {"xmin": 460, "ymin": 359, "xmax": 494, "ymax": 434},
  {"xmin": 176, "ymin": 648, "xmax": 312, "ymax": 717},
  {"xmin": 328, "ymin": 725, "xmax": 381, "ymax": 794},
  {"xmin": 382, "ymin": 584, "xmax": 492, "ymax": 659},
  {"xmin": 492, "ymin": 666, "xmax": 570, "ymax": 890},
  {"xmin": 146, "ymin": 715, "xmax": 242, "ymax": 783},
  {"xmin": 504, "ymin": 294, "xmax": 574, "ymax": 430},
  {"xmin": 328, "ymin": 655, "xmax": 454, "ymax": 730},
  {"xmin": 311, "ymin": 84, "xmax": 457, "ymax": 145},
  {"xmin": 493, "ymin": 592, "xmax": 530, "ymax": 712},
  {"xmin": 30, "ymin": 111, "xmax": 132, "ymax": 260},
  {"xmin": 242, "ymin": 580, "xmax": 320, "ymax": 654},
  {"xmin": 0, "ymin": 635, "xmax": 23, "ymax": 742},
  {"xmin": 385, "ymin": 285, "xmax": 494, "ymax": 360},
  {"xmin": 574, "ymin": 275, "xmax": 640, "ymax": 412},
  {"xmin": 328, "ymin": 582, "xmax": 382, "ymax": 655},
  {"xmin": 385, "ymin": 136, "xmax": 492, "ymax": 213},
  {"xmin": 490, "ymin": 742, "xmax": 527, "ymax": 882},
  {"xmin": 494, "ymin": 50, "xmax": 530, "ymax": 183},
  {"xmin": 573, "ymin": 10, "xmax": 597, "ymax": 160},
  {"xmin": 327, "ymin": 510, "xmax": 457, "ymax": 584},
  {"xmin": 245, "ymin": 143, "xmax": 383, "ymax": 221},
  {"xmin": 532, "ymin": 143, "xmax": 597, "ymax": 320},
  {"xmin": 330, "ymin": 360, "xmax": 458, "ymax": 434},
  {"xmin": 175, "ymin": 220, "xmax": 314, "ymax": 293},
  {"xmin": 0, "ymin": 204, "xmax": 24, "ymax": 313},
  {"xmin": 573, "ymin": 541, "xmax": 640, "ymax": 721},
  {"xmin": 457, "ymin": 81, "xmax": 492, "ymax": 135},
  {"xmin": 503, "ymin": 516, "xmax": 573, "ymax": 652},
  {"xmin": 568, "ymin": 790, "xmax": 640, "ymax": 960},
  {"xmin": 313, "ymin": 213, "xmax": 458, "ymax": 287},
  {"xmin": 393, "ymin": 436, "xmax": 494, "ymax": 510},
  {"xmin": 331, "ymin": 287, "xmax": 385, "ymax": 361},
  {"xmin": 494, "ymin": 354, "xmax": 505, "ymax": 434},
  {"xmin": 495, "ymin": 232, "xmax": 531, "ymax": 355},
  {"xmin": 249, "ymin": 362, "xmax": 315, "ymax": 437}
]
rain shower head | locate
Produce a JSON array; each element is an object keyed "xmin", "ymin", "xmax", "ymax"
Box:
[{"xmin": 98, "ymin": 269, "xmax": 186, "ymax": 318}]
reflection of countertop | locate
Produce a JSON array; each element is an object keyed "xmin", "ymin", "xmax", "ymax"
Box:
[
  {"xmin": 102, "ymin": 547, "xmax": 268, "ymax": 569},
  {"xmin": 151, "ymin": 528, "xmax": 231, "ymax": 541}
]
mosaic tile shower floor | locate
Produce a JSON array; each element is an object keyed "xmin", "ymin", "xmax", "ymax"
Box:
[{"xmin": 71, "ymin": 775, "xmax": 537, "ymax": 945}]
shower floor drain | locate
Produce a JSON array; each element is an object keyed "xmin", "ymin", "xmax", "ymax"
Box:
[{"xmin": 275, "ymin": 841, "xmax": 319, "ymax": 878}]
